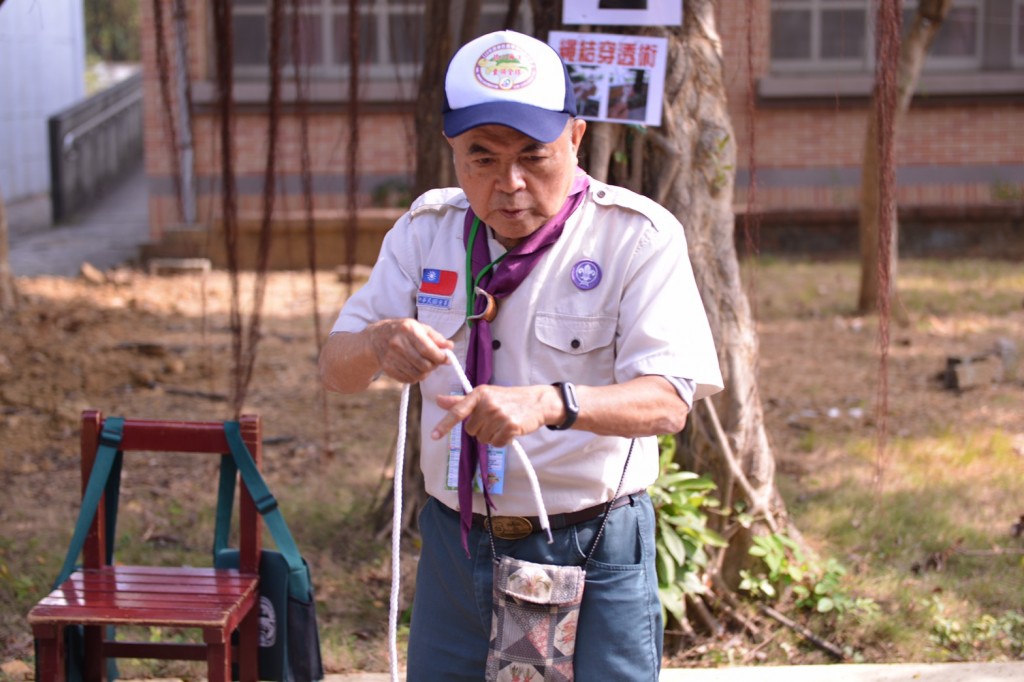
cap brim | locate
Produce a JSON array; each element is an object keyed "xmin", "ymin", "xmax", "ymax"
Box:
[{"xmin": 443, "ymin": 101, "xmax": 571, "ymax": 143}]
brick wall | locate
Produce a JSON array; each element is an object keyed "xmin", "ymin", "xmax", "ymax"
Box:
[
  {"xmin": 142, "ymin": 0, "xmax": 418, "ymax": 265},
  {"xmin": 140, "ymin": 0, "xmax": 1024, "ymax": 264},
  {"xmin": 721, "ymin": 0, "xmax": 1024, "ymax": 218}
]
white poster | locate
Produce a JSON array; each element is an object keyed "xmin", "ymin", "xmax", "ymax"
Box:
[
  {"xmin": 563, "ymin": 0, "xmax": 682, "ymax": 27},
  {"xmin": 549, "ymin": 31, "xmax": 669, "ymax": 127}
]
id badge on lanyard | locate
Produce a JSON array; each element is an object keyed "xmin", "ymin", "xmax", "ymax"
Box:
[{"xmin": 444, "ymin": 390, "xmax": 507, "ymax": 495}]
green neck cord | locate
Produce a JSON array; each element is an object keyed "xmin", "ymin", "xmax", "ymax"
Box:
[{"xmin": 465, "ymin": 216, "xmax": 509, "ymax": 322}]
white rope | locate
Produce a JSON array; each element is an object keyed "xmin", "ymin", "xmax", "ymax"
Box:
[
  {"xmin": 442, "ymin": 349, "xmax": 552, "ymax": 542},
  {"xmin": 387, "ymin": 350, "xmax": 552, "ymax": 682},
  {"xmin": 388, "ymin": 383, "xmax": 410, "ymax": 682}
]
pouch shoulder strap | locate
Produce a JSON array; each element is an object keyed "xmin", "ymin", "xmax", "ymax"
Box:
[
  {"xmin": 222, "ymin": 421, "xmax": 312, "ymax": 599},
  {"xmin": 52, "ymin": 417, "xmax": 125, "ymax": 589}
]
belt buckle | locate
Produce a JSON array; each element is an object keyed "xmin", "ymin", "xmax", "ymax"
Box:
[{"xmin": 485, "ymin": 516, "xmax": 533, "ymax": 540}]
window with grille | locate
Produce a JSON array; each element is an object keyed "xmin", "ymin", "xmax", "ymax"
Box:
[
  {"xmin": 903, "ymin": 0, "xmax": 983, "ymax": 70},
  {"xmin": 770, "ymin": 0, "xmax": 871, "ymax": 71},
  {"xmin": 770, "ymin": 0, "xmax": 1017, "ymax": 74},
  {"xmin": 230, "ymin": 0, "xmax": 512, "ymax": 80}
]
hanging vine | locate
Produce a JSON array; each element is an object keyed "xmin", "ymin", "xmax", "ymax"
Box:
[
  {"xmin": 872, "ymin": 0, "xmax": 901, "ymax": 486},
  {"xmin": 209, "ymin": 0, "xmax": 241, "ymax": 416},
  {"xmin": 289, "ymin": 0, "xmax": 333, "ymax": 456},
  {"xmin": 210, "ymin": 0, "xmax": 284, "ymax": 419},
  {"xmin": 343, "ymin": 0, "xmax": 361, "ymax": 295},
  {"xmin": 237, "ymin": 0, "xmax": 285, "ymax": 418},
  {"xmin": 742, "ymin": 0, "xmax": 761, "ymax": 316},
  {"xmin": 151, "ymin": 0, "xmax": 184, "ymax": 221}
]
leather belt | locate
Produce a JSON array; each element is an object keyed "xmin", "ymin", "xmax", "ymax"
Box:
[{"xmin": 472, "ymin": 494, "xmax": 634, "ymax": 541}]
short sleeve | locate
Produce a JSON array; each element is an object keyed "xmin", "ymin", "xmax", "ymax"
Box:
[
  {"xmin": 614, "ymin": 217, "xmax": 723, "ymax": 401},
  {"xmin": 331, "ymin": 213, "xmax": 420, "ymax": 334}
]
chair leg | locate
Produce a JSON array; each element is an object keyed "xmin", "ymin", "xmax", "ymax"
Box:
[
  {"xmin": 205, "ymin": 629, "xmax": 231, "ymax": 682},
  {"xmin": 32, "ymin": 624, "xmax": 66, "ymax": 682},
  {"xmin": 84, "ymin": 624, "xmax": 106, "ymax": 681},
  {"xmin": 238, "ymin": 605, "xmax": 260, "ymax": 682}
]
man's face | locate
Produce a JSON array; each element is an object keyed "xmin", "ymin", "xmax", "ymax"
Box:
[{"xmin": 447, "ymin": 119, "xmax": 587, "ymax": 248}]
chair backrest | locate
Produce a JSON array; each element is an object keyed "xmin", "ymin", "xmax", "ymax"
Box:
[{"xmin": 79, "ymin": 409, "xmax": 263, "ymax": 573}]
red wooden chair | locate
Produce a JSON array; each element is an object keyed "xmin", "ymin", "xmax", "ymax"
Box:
[{"xmin": 28, "ymin": 410, "xmax": 262, "ymax": 682}]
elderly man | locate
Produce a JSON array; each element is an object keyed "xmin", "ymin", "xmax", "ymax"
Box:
[{"xmin": 320, "ymin": 29, "xmax": 722, "ymax": 681}]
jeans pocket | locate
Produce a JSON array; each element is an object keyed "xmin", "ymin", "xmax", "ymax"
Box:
[{"xmin": 571, "ymin": 499, "xmax": 645, "ymax": 569}]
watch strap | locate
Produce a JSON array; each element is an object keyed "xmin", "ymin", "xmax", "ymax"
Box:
[{"xmin": 547, "ymin": 381, "xmax": 579, "ymax": 431}]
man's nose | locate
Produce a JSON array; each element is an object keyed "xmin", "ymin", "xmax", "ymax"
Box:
[{"xmin": 495, "ymin": 163, "xmax": 526, "ymax": 192}]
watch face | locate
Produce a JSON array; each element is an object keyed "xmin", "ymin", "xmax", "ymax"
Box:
[{"xmin": 563, "ymin": 382, "xmax": 579, "ymax": 413}]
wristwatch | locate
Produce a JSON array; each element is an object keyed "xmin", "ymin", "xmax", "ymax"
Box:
[{"xmin": 547, "ymin": 382, "xmax": 579, "ymax": 431}]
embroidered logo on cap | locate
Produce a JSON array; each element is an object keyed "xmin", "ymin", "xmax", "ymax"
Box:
[
  {"xmin": 571, "ymin": 260, "xmax": 602, "ymax": 290},
  {"xmin": 475, "ymin": 43, "xmax": 537, "ymax": 91}
]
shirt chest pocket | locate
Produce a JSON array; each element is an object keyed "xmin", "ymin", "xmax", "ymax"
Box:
[
  {"xmin": 417, "ymin": 306, "xmax": 467, "ymax": 362},
  {"xmin": 530, "ymin": 312, "xmax": 617, "ymax": 385}
]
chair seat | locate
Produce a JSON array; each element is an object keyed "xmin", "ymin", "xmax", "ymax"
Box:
[
  {"xmin": 29, "ymin": 566, "xmax": 260, "ymax": 630},
  {"xmin": 31, "ymin": 412, "xmax": 265, "ymax": 681}
]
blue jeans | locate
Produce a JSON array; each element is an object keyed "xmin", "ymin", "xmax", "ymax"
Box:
[{"xmin": 406, "ymin": 493, "xmax": 663, "ymax": 681}]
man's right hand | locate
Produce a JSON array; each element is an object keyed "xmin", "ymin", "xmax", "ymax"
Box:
[
  {"xmin": 319, "ymin": 318, "xmax": 453, "ymax": 393},
  {"xmin": 367, "ymin": 318, "xmax": 453, "ymax": 385}
]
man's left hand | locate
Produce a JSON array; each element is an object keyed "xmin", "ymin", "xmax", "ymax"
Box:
[{"xmin": 430, "ymin": 384, "xmax": 562, "ymax": 447}]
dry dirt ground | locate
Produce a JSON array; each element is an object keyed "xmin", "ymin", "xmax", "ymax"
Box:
[{"xmin": 1, "ymin": 261, "xmax": 1022, "ymax": 675}]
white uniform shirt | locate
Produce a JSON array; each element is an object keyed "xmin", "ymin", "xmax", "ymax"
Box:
[{"xmin": 332, "ymin": 175, "xmax": 723, "ymax": 516}]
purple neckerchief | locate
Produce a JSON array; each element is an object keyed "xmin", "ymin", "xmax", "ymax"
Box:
[{"xmin": 457, "ymin": 169, "xmax": 590, "ymax": 554}]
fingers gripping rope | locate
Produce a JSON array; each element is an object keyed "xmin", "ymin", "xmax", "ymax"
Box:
[
  {"xmin": 388, "ymin": 350, "xmax": 552, "ymax": 681},
  {"xmin": 441, "ymin": 349, "xmax": 553, "ymax": 544}
]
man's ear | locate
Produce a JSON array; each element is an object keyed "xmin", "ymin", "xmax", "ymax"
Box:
[{"xmin": 570, "ymin": 118, "xmax": 587, "ymax": 149}]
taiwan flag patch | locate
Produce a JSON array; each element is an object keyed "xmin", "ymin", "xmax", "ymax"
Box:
[{"xmin": 420, "ymin": 268, "xmax": 457, "ymax": 296}]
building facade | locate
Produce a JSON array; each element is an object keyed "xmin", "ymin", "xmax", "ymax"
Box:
[
  {"xmin": 140, "ymin": 1, "xmax": 1024, "ymax": 266},
  {"xmin": 727, "ymin": 0, "xmax": 1024, "ymax": 252},
  {"xmin": 0, "ymin": 0, "xmax": 86, "ymax": 204}
]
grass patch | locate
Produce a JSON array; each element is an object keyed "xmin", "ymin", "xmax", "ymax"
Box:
[
  {"xmin": 898, "ymin": 260, "xmax": 1024, "ymax": 316},
  {"xmin": 761, "ymin": 263, "xmax": 1024, "ymax": 662},
  {"xmin": 4, "ymin": 260, "xmax": 1021, "ymax": 671},
  {"xmin": 748, "ymin": 257, "xmax": 1024, "ymax": 664}
]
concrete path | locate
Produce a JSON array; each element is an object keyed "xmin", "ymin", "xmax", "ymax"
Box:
[
  {"xmin": 7, "ymin": 167, "xmax": 151, "ymax": 277},
  {"xmin": 334, "ymin": 661, "xmax": 1024, "ymax": 681}
]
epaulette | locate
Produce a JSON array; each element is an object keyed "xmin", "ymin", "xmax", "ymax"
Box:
[
  {"xmin": 409, "ymin": 187, "xmax": 469, "ymax": 218},
  {"xmin": 589, "ymin": 181, "xmax": 679, "ymax": 231}
]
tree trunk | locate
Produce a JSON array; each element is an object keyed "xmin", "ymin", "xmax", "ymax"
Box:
[
  {"xmin": 0, "ymin": 187, "xmax": 17, "ymax": 313},
  {"xmin": 528, "ymin": 0, "xmax": 562, "ymax": 40},
  {"xmin": 644, "ymin": 3, "xmax": 786, "ymax": 586},
  {"xmin": 413, "ymin": 0, "xmax": 456, "ymax": 195},
  {"xmin": 459, "ymin": 0, "xmax": 482, "ymax": 45},
  {"xmin": 858, "ymin": 0, "xmax": 952, "ymax": 314},
  {"xmin": 586, "ymin": 123, "xmax": 621, "ymax": 184}
]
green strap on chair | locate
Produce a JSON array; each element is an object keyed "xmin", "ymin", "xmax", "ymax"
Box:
[
  {"xmin": 215, "ymin": 421, "xmax": 312, "ymax": 600},
  {"xmin": 53, "ymin": 417, "xmax": 125, "ymax": 589},
  {"xmin": 44, "ymin": 417, "xmax": 125, "ymax": 682}
]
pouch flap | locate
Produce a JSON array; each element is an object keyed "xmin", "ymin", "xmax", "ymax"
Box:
[{"xmin": 494, "ymin": 555, "xmax": 585, "ymax": 606}]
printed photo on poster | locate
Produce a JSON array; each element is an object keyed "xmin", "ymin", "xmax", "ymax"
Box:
[
  {"xmin": 563, "ymin": 0, "xmax": 682, "ymax": 26},
  {"xmin": 550, "ymin": 31, "xmax": 668, "ymax": 127}
]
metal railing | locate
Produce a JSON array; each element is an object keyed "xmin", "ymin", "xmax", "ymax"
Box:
[{"xmin": 48, "ymin": 71, "xmax": 144, "ymax": 223}]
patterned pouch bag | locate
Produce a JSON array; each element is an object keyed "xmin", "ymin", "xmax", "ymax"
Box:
[
  {"xmin": 485, "ymin": 440, "xmax": 636, "ymax": 681},
  {"xmin": 485, "ymin": 555, "xmax": 585, "ymax": 682}
]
